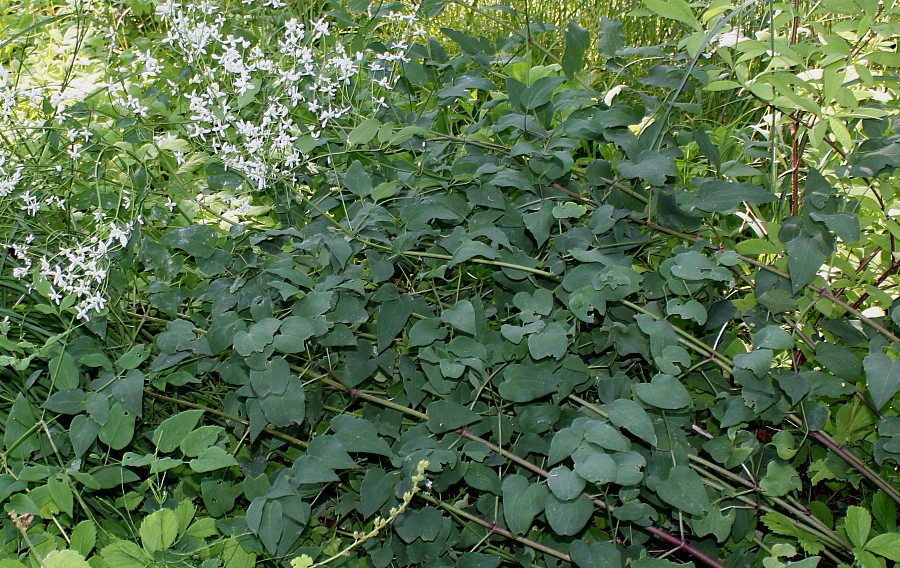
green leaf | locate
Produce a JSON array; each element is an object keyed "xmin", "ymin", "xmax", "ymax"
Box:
[
  {"xmin": 99, "ymin": 403, "xmax": 135, "ymax": 450},
  {"xmin": 441, "ymin": 300, "xmax": 476, "ymax": 335},
  {"xmin": 70, "ymin": 414, "xmax": 100, "ymax": 458},
  {"xmin": 502, "ymin": 475, "xmax": 548, "ymax": 534},
  {"xmin": 520, "ymin": 76, "xmax": 566, "ymax": 110},
  {"xmin": 331, "ymin": 415, "xmax": 394, "ymax": 457},
  {"xmin": 760, "ymin": 461, "xmax": 802, "ymax": 497},
  {"xmin": 189, "ymin": 446, "xmax": 239, "ymax": 472},
  {"xmin": 70, "ymin": 521, "xmax": 97, "ymax": 557},
  {"xmin": 180, "ymin": 425, "xmax": 223, "ymax": 457},
  {"xmin": 42, "ymin": 550, "xmax": 90, "ymax": 568},
  {"xmin": 787, "ymin": 234, "xmax": 833, "ymax": 292},
  {"xmin": 547, "ymin": 466, "xmax": 586, "ymax": 501},
  {"xmin": 360, "ymin": 468, "xmax": 394, "ymax": 519},
  {"xmin": 570, "ymin": 540, "xmax": 622, "ymax": 568},
  {"xmin": 865, "ymin": 533, "xmax": 900, "ymax": 561},
  {"xmin": 378, "ymin": 295, "xmax": 416, "ymax": 352},
  {"xmin": 690, "ymin": 507, "xmax": 736, "ymax": 543},
  {"xmin": 116, "ymin": 344, "xmax": 150, "ymax": 370},
  {"xmin": 348, "ymin": 118, "xmax": 381, "ymax": 146},
  {"xmin": 617, "ymin": 150, "xmax": 676, "ymax": 186},
  {"xmin": 562, "ymin": 21, "xmax": 589, "ymax": 79},
  {"xmin": 643, "ymin": 0, "xmax": 699, "ymax": 29},
  {"xmin": 608, "ymin": 399, "xmax": 657, "ymax": 446},
  {"xmin": 527, "ymin": 323, "xmax": 568, "ymax": 360},
  {"xmin": 544, "ymin": 494, "xmax": 594, "ymax": 536},
  {"xmin": 573, "ymin": 447, "xmax": 618, "ymax": 484},
  {"xmin": 863, "ymin": 354, "xmax": 900, "ymax": 411},
  {"xmin": 694, "ymin": 180, "xmax": 777, "ymax": 212},
  {"xmin": 426, "ymin": 400, "xmax": 480, "ymax": 433},
  {"xmin": 634, "ymin": 374, "xmax": 691, "ymax": 409},
  {"xmin": 140, "ymin": 508, "xmax": 179, "ymax": 553},
  {"xmin": 344, "ymin": 160, "xmax": 372, "ymax": 198},
  {"xmin": 845, "ymin": 506, "xmax": 872, "ymax": 548},
  {"xmin": 101, "ymin": 540, "xmax": 154, "ymax": 568},
  {"xmin": 650, "ymin": 465, "xmax": 709, "ymax": 515},
  {"xmin": 152, "ymin": 409, "xmax": 205, "ymax": 453},
  {"xmin": 272, "ymin": 316, "xmax": 315, "ymax": 354},
  {"xmin": 499, "ymin": 364, "xmax": 557, "ymax": 402},
  {"xmin": 395, "ymin": 506, "xmax": 444, "ymax": 542},
  {"xmin": 753, "ymin": 326, "xmax": 794, "ymax": 350}
]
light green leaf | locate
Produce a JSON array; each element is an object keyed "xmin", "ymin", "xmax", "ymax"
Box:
[
  {"xmin": 845, "ymin": 506, "xmax": 872, "ymax": 548},
  {"xmin": 189, "ymin": 446, "xmax": 239, "ymax": 472},
  {"xmin": 140, "ymin": 508, "xmax": 179, "ymax": 553},
  {"xmin": 348, "ymin": 118, "xmax": 381, "ymax": 146},
  {"xmin": 643, "ymin": 0, "xmax": 699, "ymax": 30},
  {"xmin": 865, "ymin": 533, "xmax": 900, "ymax": 561},
  {"xmin": 42, "ymin": 550, "xmax": 90, "ymax": 568}
]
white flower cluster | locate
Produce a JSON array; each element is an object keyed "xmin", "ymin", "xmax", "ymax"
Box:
[
  {"xmin": 153, "ymin": 0, "xmax": 425, "ymax": 191},
  {"xmin": 8, "ymin": 222, "xmax": 133, "ymax": 320}
]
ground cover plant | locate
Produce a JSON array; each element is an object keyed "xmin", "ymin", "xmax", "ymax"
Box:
[{"xmin": 1, "ymin": 0, "xmax": 899, "ymax": 567}]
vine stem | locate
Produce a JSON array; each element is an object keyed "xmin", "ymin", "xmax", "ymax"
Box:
[
  {"xmin": 567, "ymin": 397, "xmax": 852, "ymax": 552},
  {"xmin": 293, "ymin": 365, "xmax": 725, "ymax": 568},
  {"xmin": 796, "ymin": 422, "xmax": 900, "ymax": 505},
  {"xmin": 417, "ymin": 493, "xmax": 572, "ymax": 563},
  {"xmin": 143, "ymin": 390, "xmax": 309, "ymax": 448}
]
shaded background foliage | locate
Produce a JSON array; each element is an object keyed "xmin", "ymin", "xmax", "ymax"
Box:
[{"xmin": 1, "ymin": 0, "xmax": 899, "ymax": 567}]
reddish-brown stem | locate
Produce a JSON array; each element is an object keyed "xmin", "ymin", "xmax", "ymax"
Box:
[{"xmin": 457, "ymin": 429, "xmax": 726, "ymax": 568}]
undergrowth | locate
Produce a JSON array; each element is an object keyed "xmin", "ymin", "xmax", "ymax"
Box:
[{"xmin": 1, "ymin": 0, "xmax": 899, "ymax": 567}]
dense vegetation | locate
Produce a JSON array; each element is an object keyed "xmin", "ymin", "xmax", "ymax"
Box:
[{"xmin": 1, "ymin": 0, "xmax": 899, "ymax": 567}]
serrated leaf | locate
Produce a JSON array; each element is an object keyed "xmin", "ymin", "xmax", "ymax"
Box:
[
  {"xmin": 845, "ymin": 506, "xmax": 871, "ymax": 548},
  {"xmin": 866, "ymin": 533, "xmax": 900, "ymax": 561},
  {"xmin": 140, "ymin": 508, "xmax": 178, "ymax": 553}
]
